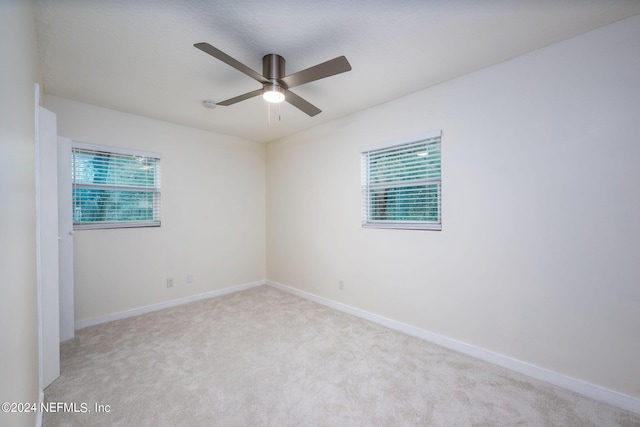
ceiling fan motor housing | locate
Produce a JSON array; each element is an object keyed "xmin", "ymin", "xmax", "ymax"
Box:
[{"xmin": 263, "ymin": 54, "xmax": 286, "ymax": 88}]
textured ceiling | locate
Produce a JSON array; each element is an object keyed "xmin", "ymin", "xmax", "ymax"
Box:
[{"xmin": 34, "ymin": 0, "xmax": 640, "ymax": 143}]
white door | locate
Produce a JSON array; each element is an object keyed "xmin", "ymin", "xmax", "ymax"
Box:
[
  {"xmin": 37, "ymin": 105, "xmax": 60, "ymax": 388},
  {"xmin": 58, "ymin": 137, "xmax": 74, "ymax": 342}
]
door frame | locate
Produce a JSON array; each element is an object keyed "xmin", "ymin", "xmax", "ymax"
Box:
[{"xmin": 58, "ymin": 136, "xmax": 74, "ymax": 342}]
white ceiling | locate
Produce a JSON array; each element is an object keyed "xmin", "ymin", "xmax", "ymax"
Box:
[{"xmin": 34, "ymin": 0, "xmax": 640, "ymax": 143}]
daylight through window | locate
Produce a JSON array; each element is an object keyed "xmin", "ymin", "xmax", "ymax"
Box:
[
  {"xmin": 72, "ymin": 145, "xmax": 161, "ymax": 229},
  {"xmin": 361, "ymin": 131, "xmax": 441, "ymax": 230}
]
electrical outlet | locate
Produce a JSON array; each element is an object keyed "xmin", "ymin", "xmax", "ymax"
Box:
[
  {"xmin": 339, "ymin": 280, "xmax": 345, "ymax": 290},
  {"xmin": 186, "ymin": 274, "xmax": 194, "ymax": 284},
  {"xmin": 166, "ymin": 278, "xmax": 174, "ymax": 288}
]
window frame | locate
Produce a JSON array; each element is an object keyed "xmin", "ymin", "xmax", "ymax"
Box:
[
  {"xmin": 71, "ymin": 141, "xmax": 161, "ymax": 230},
  {"xmin": 361, "ymin": 130, "xmax": 442, "ymax": 231}
]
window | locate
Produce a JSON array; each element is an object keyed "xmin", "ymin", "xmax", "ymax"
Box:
[
  {"xmin": 361, "ymin": 131, "xmax": 441, "ymax": 230},
  {"xmin": 72, "ymin": 143, "xmax": 161, "ymax": 229}
]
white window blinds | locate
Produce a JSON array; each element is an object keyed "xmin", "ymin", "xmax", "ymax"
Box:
[
  {"xmin": 72, "ymin": 145, "xmax": 161, "ymax": 229},
  {"xmin": 361, "ymin": 132, "xmax": 441, "ymax": 230}
]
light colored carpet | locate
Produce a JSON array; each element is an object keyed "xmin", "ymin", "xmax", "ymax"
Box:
[{"xmin": 44, "ymin": 285, "xmax": 640, "ymax": 426}]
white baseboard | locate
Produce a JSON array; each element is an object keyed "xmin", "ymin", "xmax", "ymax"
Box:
[
  {"xmin": 75, "ymin": 280, "xmax": 266, "ymax": 330},
  {"xmin": 266, "ymin": 280, "xmax": 640, "ymax": 415}
]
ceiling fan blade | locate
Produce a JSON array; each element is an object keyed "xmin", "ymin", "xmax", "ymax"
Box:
[
  {"xmin": 284, "ymin": 90, "xmax": 321, "ymax": 117},
  {"xmin": 281, "ymin": 56, "xmax": 351, "ymax": 89},
  {"xmin": 217, "ymin": 88, "xmax": 263, "ymax": 106},
  {"xmin": 194, "ymin": 42, "xmax": 268, "ymax": 84}
]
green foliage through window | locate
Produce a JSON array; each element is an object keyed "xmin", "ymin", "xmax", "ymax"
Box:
[
  {"xmin": 72, "ymin": 146, "xmax": 161, "ymax": 229},
  {"xmin": 361, "ymin": 132, "xmax": 441, "ymax": 230}
]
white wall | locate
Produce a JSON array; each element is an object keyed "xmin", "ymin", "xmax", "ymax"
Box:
[
  {"xmin": 44, "ymin": 96, "xmax": 266, "ymax": 324},
  {"xmin": 266, "ymin": 15, "xmax": 640, "ymax": 399},
  {"xmin": 0, "ymin": 1, "xmax": 42, "ymax": 426}
]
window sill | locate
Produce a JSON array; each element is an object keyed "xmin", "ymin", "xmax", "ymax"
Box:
[
  {"xmin": 74, "ymin": 221, "xmax": 161, "ymax": 230},
  {"xmin": 362, "ymin": 222, "xmax": 441, "ymax": 231}
]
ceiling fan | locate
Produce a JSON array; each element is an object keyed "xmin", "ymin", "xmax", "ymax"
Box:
[{"xmin": 194, "ymin": 42, "xmax": 352, "ymax": 117}]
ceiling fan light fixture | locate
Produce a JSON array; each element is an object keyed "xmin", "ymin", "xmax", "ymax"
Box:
[{"xmin": 263, "ymin": 84, "xmax": 285, "ymax": 103}]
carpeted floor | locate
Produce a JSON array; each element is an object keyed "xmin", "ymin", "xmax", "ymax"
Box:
[{"xmin": 44, "ymin": 285, "xmax": 640, "ymax": 426}]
